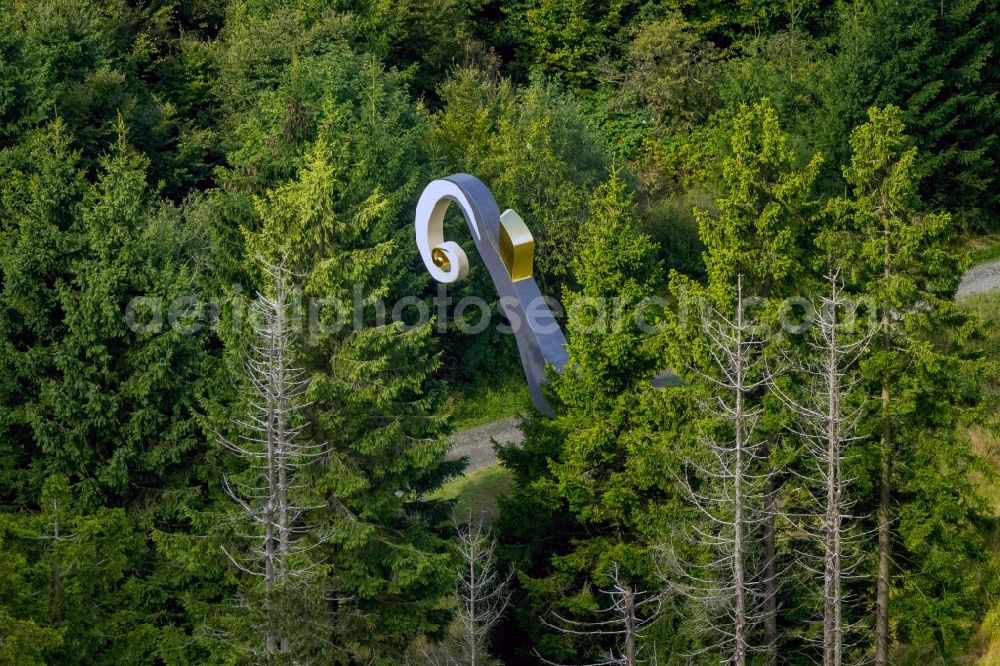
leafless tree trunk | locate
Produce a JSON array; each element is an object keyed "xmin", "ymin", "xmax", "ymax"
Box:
[
  {"xmin": 538, "ymin": 563, "xmax": 659, "ymax": 666},
  {"xmin": 48, "ymin": 498, "xmax": 66, "ymax": 625},
  {"xmin": 875, "ymin": 226, "xmax": 893, "ymax": 666},
  {"xmin": 771, "ymin": 272, "xmax": 871, "ymax": 666},
  {"xmin": 663, "ymin": 276, "xmax": 779, "ymax": 664},
  {"xmin": 454, "ymin": 519, "xmax": 512, "ymax": 666},
  {"xmin": 875, "ymin": 379, "xmax": 891, "ymax": 666},
  {"xmin": 623, "ymin": 583, "xmax": 636, "ymax": 666},
  {"xmin": 217, "ymin": 258, "xmax": 328, "ymax": 661},
  {"xmin": 762, "ymin": 455, "xmax": 778, "ymax": 664}
]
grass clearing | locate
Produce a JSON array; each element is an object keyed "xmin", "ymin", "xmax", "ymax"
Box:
[
  {"xmin": 432, "ymin": 464, "xmax": 515, "ymax": 525},
  {"xmin": 958, "ymin": 234, "xmax": 1000, "ymax": 265},
  {"xmin": 447, "ymin": 370, "xmax": 532, "ymax": 430},
  {"xmin": 962, "ymin": 290, "xmax": 1000, "ymax": 321},
  {"xmin": 970, "ymin": 426, "xmax": 1000, "ymax": 513},
  {"xmin": 962, "ymin": 291, "xmax": 1000, "ymax": 411}
]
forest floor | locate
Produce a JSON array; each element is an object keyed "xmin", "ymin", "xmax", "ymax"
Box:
[{"xmin": 437, "ymin": 376, "xmax": 527, "ymax": 523}]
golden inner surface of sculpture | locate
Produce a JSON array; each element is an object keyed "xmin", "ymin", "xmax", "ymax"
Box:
[{"xmin": 499, "ymin": 210, "xmax": 534, "ymax": 282}]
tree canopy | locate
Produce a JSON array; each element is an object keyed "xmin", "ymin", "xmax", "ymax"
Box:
[{"xmin": 0, "ymin": 0, "xmax": 997, "ymax": 664}]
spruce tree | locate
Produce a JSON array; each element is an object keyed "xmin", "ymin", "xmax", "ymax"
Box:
[
  {"xmin": 154, "ymin": 47, "xmax": 456, "ymax": 664},
  {"xmin": 827, "ymin": 105, "xmax": 992, "ymax": 662},
  {"xmin": 0, "ymin": 475, "xmax": 142, "ymax": 665},
  {"xmin": 0, "ymin": 117, "xmax": 216, "ymax": 663},
  {"xmin": 239, "ymin": 125, "xmax": 456, "ymax": 663},
  {"xmin": 831, "ymin": 0, "xmax": 1000, "ymax": 231},
  {"xmin": 694, "ymin": 98, "xmax": 823, "ymax": 302},
  {"xmin": 494, "ymin": 170, "xmax": 685, "ymax": 664},
  {"xmin": 0, "ymin": 117, "xmax": 209, "ymax": 510},
  {"xmin": 673, "ymin": 98, "xmax": 823, "ymax": 658},
  {"xmin": 0, "ymin": 514, "xmax": 64, "ymax": 666}
]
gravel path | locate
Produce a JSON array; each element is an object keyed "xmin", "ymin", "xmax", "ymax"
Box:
[
  {"xmin": 957, "ymin": 258, "xmax": 1000, "ymax": 299},
  {"xmin": 446, "ymin": 417, "xmax": 523, "ymax": 474},
  {"xmin": 448, "ymin": 259, "xmax": 1000, "ymax": 474}
]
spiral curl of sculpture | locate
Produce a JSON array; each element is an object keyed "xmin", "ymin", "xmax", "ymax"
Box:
[{"xmin": 414, "ymin": 174, "xmax": 568, "ymax": 415}]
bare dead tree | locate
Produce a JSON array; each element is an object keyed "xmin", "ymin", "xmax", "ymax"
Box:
[
  {"xmin": 34, "ymin": 496, "xmax": 77, "ymax": 625},
  {"xmin": 769, "ymin": 272, "xmax": 872, "ymax": 666},
  {"xmin": 663, "ymin": 275, "xmax": 778, "ymax": 665},
  {"xmin": 451, "ymin": 519, "xmax": 512, "ymax": 666},
  {"xmin": 50, "ymin": 498, "xmax": 63, "ymax": 623},
  {"xmin": 216, "ymin": 258, "xmax": 329, "ymax": 661},
  {"xmin": 537, "ymin": 563, "xmax": 661, "ymax": 666}
]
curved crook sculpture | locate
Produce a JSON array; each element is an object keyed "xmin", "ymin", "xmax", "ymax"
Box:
[{"xmin": 415, "ymin": 174, "xmax": 568, "ymax": 415}]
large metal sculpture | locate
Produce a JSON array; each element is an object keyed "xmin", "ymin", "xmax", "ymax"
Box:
[{"xmin": 415, "ymin": 174, "xmax": 568, "ymax": 415}]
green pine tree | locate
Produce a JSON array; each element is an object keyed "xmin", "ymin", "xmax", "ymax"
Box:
[
  {"xmin": 669, "ymin": 97, "xmax": 824, "ymax": 659},
  {"xmin": 240, "ymin": 124, "xmax": 455, "ymax": 663},
  {"xmin": 827, "ymin": 104, "xmax": 994, "ymax": 662},
  {"xmin": 495, "ymin": 169, "xmax": 689, "ymax": 663},
  {"xmin": 0, "ymin": 116, "xmax": 217, "ymax": 663},
  {"xmin": 694, "ymin": 98, "xmax": 823, "ymax": 302},
  {"xmin": 831, "ymin": 0, "xmax": 1000, "ymax": 232}
]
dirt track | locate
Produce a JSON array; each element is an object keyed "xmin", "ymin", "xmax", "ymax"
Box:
[
  {"xmin": 446, "ymin": 417, "xmax": 523, "ymax": 474},
  {"xmin": 957, "ymin": 258, "xmax": 1000, "ymax": 299}
]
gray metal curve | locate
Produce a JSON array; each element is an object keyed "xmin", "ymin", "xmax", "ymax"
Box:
[{"xmin": 420, "ymin": 174, "xmax": 569, "ymax": 415}]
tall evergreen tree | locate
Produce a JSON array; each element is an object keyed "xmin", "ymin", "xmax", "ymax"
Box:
[
  {"xmin": 676, "ymin": 98, "xmax": 823, "ymax": 658},
  {"xmin": 0, "ymin": 117, "xmax": 216, "ymax": 663},
  {"xmin": 240, "ymin": 124, "xmax": 456, "ymax": 663},
  {"xmin": 0, "ymin": 116, "xmax": 209, "ymax": 510},
  {"xmin": 494, "ymin": 170, "xmax": 686, "ymax": 664},
  {"xmin": 826, "ymin": 105, "xmax": 993, "ymax": 662},
  {"xmin": 0, "ymin": 475, "xmax": 142, "ymax": 665},
  {"xmin": 694, "ymin": 98, "xmax": 823, "ymax": 302},
  {"xmin": 154, "ymin": 45, "xmax": 459, "ymax": 664}
]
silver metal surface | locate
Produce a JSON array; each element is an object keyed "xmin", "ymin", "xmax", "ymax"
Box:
[{"xmin": 415, "ymin": 174, "xmax": 568, "ymax": 415}]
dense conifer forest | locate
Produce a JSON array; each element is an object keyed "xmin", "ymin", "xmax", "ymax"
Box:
[{"xmin": 0, "ymin": 0, "xmax": 998, "ymax": 664}]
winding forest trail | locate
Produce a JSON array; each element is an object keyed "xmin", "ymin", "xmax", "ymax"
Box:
[{"xmin": 447, "ymin": 258, "xmax": 1000, "ymax": 473}]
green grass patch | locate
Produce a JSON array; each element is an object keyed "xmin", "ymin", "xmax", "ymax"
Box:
[
  {"xmin": 432, "ymin": 465, "xmax": 515, "ymax": 526},
  {"xmin": 960, "ymin": 291, "xmax": 1000, "ymax": 468},
  {"xmin": 961, "ymin": 290, "xmax": 1000, "ymax": 329},
  {"xmin": 961, "ymin": 291, "xmax": 1000, "ymax": 407},
  {"xmin": 958, "ymin": 234, "xmax": 1000, "ymax": 265},
  {"xmin": 447, "ymin": 371, "xmax": 532, "ymax": 430}
]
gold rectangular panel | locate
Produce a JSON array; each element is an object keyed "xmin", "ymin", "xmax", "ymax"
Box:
[{"xmin": 499, "ymin": 209, "xmax": 534, "ymax": 282}]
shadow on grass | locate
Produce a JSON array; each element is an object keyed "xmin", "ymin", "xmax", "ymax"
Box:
[{"xmin": 431, "ymin": 465, "xmax": 515, "ymax": 526}]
